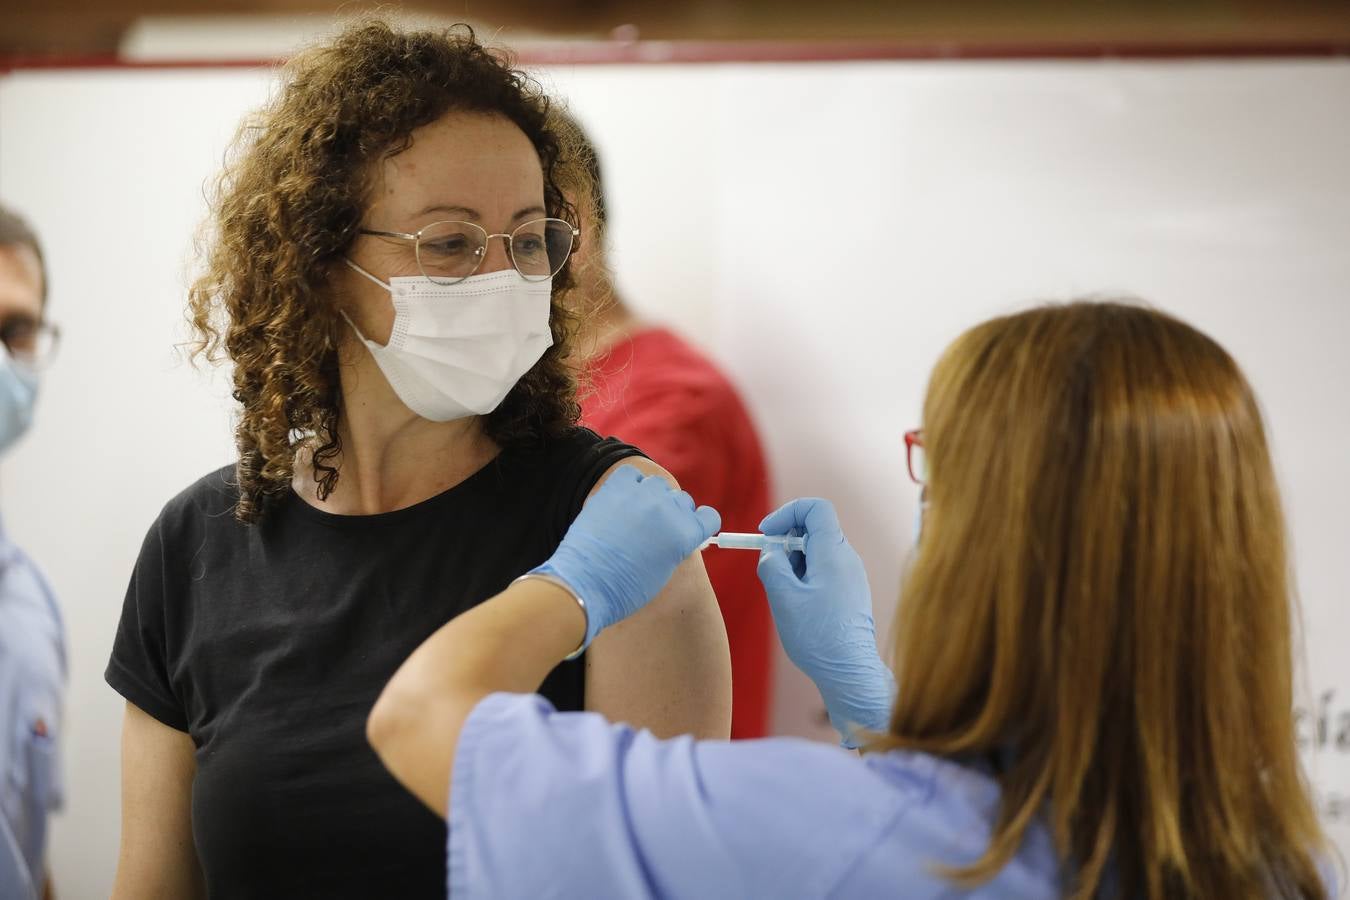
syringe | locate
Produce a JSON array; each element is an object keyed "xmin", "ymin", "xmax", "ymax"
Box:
[{"xmin": 701, "ymin": 532, "xmax": 806, "ymax": 553}]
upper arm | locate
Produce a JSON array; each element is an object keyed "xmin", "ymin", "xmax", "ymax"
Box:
[
  {"xmin": 112, "ymin": 702, "xmax": 204, "ymax": 900},
  {"xmin": 583, "ymin": 458, "xmax": 732, "ymax": 740}
]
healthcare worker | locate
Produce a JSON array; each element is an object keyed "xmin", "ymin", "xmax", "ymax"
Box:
[
  {"xmin": 0, "ymin": 204, "xmax": 63, "ymax": 900},
  {"xmin": 370, "ymin": 301, "xmax": 1331, "ymax": 900}
]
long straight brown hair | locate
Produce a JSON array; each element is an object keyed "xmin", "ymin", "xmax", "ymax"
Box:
[{"xmin": 873, "ymin": 301, "xmax": 1328, "ymax": 898}]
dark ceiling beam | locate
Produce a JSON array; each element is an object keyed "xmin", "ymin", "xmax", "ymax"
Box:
[{"xmin": 3, "ymin": 0, "xmax": 1350, "ymax": 57}]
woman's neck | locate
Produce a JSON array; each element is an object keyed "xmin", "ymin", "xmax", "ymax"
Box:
[{"xmin": 292, "ymin": 349, "xmax": 500, "ymax": 516}]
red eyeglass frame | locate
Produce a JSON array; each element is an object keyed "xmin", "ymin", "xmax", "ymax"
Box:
[{"xmin": 903, "ymin": 429, "xmax": 925, "ymax": 485}]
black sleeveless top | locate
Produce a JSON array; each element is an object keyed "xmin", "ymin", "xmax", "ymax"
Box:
[{"xmin": 106, "ymin": 429, "xmax": 642, "ymax": 898}]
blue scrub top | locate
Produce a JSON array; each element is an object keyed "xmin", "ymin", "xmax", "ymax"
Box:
[
  {"xmin": 449, "ymin": 693, "xmax": 1063, "ymax": 899},
  {"xmin": 0, "ymin": 521, "xmax": 64, "ymax": 900}
]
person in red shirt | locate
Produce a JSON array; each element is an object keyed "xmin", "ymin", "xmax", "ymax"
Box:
[{"xmin": 566, "ymin": 119, "xmax": 775, "ymax": 739}]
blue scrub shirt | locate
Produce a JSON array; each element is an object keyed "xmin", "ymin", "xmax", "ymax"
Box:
[
  {"xmin": 449, "ymin": 692, "xmax": 1063, "ymax": 899},
  {"xmin": 0, "ymin": 521, "xmax": 64, "ymax": 900}
]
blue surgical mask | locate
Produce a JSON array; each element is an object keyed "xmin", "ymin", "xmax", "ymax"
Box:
[{"xmin": 0, "ymin": 351, "xmax": 39, "ymax": 455}]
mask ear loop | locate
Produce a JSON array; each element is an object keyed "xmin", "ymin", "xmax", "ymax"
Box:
[
  {"xmin": 340, "ymin": 258, "xmax": 389, "ymax": 343},
  {"xmin": 337, "ymin": 309, "xmax": 368, "ymax": 343},
  {"xmin": 344, "ymin": 257, "xmax": 390, "ymax": 291}
]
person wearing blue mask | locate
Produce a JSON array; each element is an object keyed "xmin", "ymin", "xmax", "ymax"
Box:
[
  {"xmin": 370, "ymin": 301, "xmax": 1332, "ymax": 899},
  {"xmin": 0, "ymin": 204, "xmax": 64, "ymax": 900}
]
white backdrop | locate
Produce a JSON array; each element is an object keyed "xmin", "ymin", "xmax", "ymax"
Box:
[{"xmin": 1, "ymin": 57, "xmax": 1347, "ymax": 897}]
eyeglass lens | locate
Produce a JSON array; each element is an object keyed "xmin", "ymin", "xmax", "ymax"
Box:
[
  {"xmin": 415, "ymin": 219, "xmax": 575, "ymax": 284},
  {"xmin": 0, "ymin": 316, "xmax": 57, "ymax": 366}
]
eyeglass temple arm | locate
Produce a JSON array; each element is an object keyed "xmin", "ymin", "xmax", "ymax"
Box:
[{"xmin": 358, "ymin": 228, "xmax": 418, "ymax": 241}]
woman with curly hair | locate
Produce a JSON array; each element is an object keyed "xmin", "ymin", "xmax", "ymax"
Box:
[{"xmin": 104, "ymin": 20, "xmax": 731, "ymax": 898}]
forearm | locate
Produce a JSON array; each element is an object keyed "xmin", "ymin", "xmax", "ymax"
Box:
[{"xmin": 367, "ymin": 578, "xmax": 585, "ymax": 817}]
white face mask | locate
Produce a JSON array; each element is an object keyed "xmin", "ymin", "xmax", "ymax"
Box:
[{"xmin": 343, "ymin": 260, "xmax": 554, "ymax": 422}]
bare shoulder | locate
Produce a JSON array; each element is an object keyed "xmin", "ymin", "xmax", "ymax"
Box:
[{"xmin": 587, "ymin": 457, "xmax": 679, "ymax": 499}]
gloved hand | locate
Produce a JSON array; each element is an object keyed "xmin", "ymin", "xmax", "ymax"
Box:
[
  {"xmin": 532, "ymin": 464, "xmax": 720, "ymax": 650},
  {"xmin": 758, "ymin": 498, "xmax": 897, "ymax": 748}
]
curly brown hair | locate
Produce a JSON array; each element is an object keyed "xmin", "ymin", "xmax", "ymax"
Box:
[{"xmin": 189, "ymin": 19, "xmax": 593, "ymax": 523}]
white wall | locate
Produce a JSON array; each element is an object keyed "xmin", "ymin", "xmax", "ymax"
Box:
[{"xmin": 1, "ymin": 58, "xmax": 1347, "ymax": 898}]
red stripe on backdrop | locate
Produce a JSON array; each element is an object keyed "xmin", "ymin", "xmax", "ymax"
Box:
[{"xmin": 1, "ymin": 37, "xmax": 1348, "ymax": 73}]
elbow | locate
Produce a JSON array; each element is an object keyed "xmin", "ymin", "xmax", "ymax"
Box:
[
  {"xmin": 366, "ymin": 671, "xmax": 462, "ymax": 819},
  {"xmin": 367, "ymin": 677, "xmax": 422, "ymax": 761}
]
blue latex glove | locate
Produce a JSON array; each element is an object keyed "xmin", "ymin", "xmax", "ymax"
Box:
[
  {"xmin": 532, "ymin": 465, "xmax": 720, "ymax": 649},
  {"xmin": 758, "ymin": 498, "xmax": 897, "ymax": 748}
]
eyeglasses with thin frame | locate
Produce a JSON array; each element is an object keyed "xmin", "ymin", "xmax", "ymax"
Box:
[
  {"xmin": 359, "ymin": 218, "xmax": 580, "ymax": 285},
  {"xmin": 0, "ymin": 315, "xmax": 59, "ymax": 370},
  {"xmin": 904, "ymin": 429, "xmax": 926, "ymax": 485}
]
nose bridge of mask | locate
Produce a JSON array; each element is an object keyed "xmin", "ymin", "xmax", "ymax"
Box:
[
  {"xmin": 394, "ymin": 274, "xmax": 553, "ymax": 341},
  {"xmin": 342, "ymin": 258, "xmax": 549, "ymax": 340}
]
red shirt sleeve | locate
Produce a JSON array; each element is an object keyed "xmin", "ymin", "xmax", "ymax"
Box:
[{"xmin": 582, "ymin": 330, "xmax": 775, "ymax": 738}]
